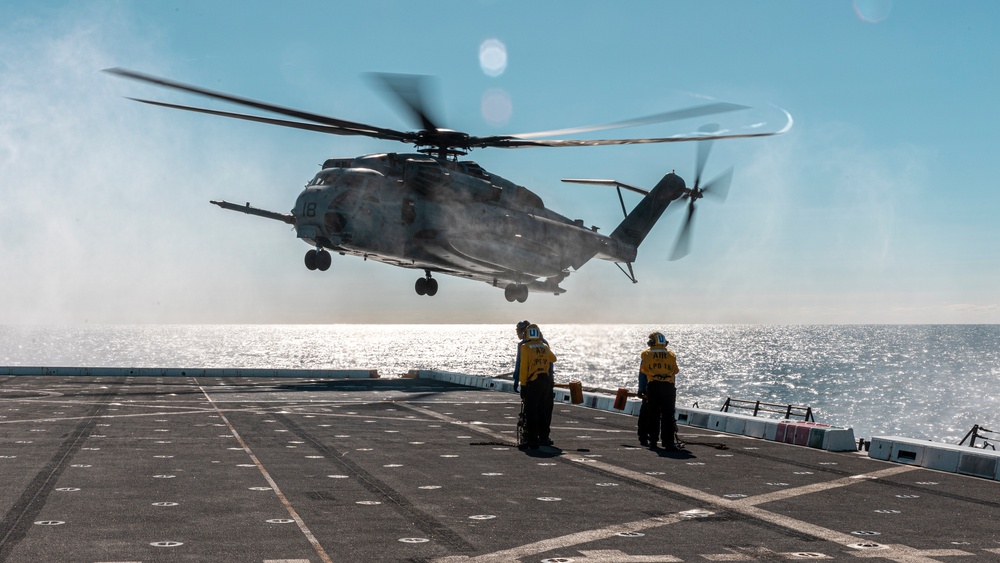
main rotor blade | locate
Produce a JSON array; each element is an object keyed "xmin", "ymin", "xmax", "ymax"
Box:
[
  {"xmin": 669, "ymin": 203, "xmax": 696, "ymax": 261},
  {"xmin": 127, "ymin": 98, "xmax": 400, "ymax": 139},
  {"xmin": 511, "ymin": 102, "xmax": 747, "ymax": 139},
  {"xmin": 702, "ymin": 167, "xmax": 734, "ymax": 202},
  {"xmin": 105, "ymin": 67, "xmax": 412, "ymax": 142},
  {"xmin": 475, "ymin": 109, "xmax": 793, "ymax": 148},
  {"xmin": 368, "ymin": 73, "xmax": 441, "ymax": 132}
]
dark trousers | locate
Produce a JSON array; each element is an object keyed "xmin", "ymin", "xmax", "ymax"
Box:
[
  {"xmin": 643, "ymin": 381, "xmax": 676, "ymax": 445},
  {"xmin": 522, "ymin": 375, "xmax": 553, "ymax": 445},
  {"xmin": 637, "ymin": 398, "xmax": 649, "ymax": 441}
]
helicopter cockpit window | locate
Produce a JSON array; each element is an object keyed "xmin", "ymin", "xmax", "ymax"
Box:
[{"xmin": 309, "ymin": 170, "xmax": 346, "ymax": 186}]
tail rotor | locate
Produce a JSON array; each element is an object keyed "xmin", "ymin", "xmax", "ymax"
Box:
[{"xmin": 669, "ymin": 124, "xmax": 735, "ymax": 261}]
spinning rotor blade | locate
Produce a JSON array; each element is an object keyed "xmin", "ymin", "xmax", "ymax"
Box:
[
  {"xmin": 511, "ymin": 102, "xmax": 747, "ymax": 139},
  {"xmin": 702, "ymin": 167, "xmax": 734, "ymax": 202},
  {"xmin": 669, "ymin": 124, "xmax": 739, "ymax": 261},
  {"xmin": 476, "ymin": 108, "xmax": 793, "ymax": 149},
  {"xmin": 107, "ymin": 67, "xmax": 793, "ymax": 155},
  {"xmin": 126, "ymin": 98, "xmax": 390, "ymax": 138},
  {"xmin": 694, "ymin": 124, "xmax": 720, "ymax": 188},
  {"xmin": 105, "ymin": 67, "xmax": 413, "ymax": 142},
  {"xmin": 368, "ymin": 73, "xmax": 441, "ymax": 132},
  {"xmin": 669, "ymin": 203, "xmax": 696, "ymax": 261}
]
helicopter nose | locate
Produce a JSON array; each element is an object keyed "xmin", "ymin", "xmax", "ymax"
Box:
[{"xmin": 293, "ymin": 188, "xmax": 326, "ymax": 239}]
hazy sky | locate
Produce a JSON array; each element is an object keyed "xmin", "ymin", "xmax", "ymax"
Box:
[{"xmin": 1, "ymin": 1, "xmax": 997, "ymax": 324}]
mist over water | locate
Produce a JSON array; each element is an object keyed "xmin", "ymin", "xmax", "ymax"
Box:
[{"xmin": 2, "ymin": 324, "xmax": 997, "ymax": 444}]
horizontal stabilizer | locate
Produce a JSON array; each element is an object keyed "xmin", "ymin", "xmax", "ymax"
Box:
[
  {"xmin": 210, "ymin": 200, "xmax": 295, "ymax": 225},
  {"xmin": 561, "ymin": 178, "xmax": 649, "ymax": 196}
]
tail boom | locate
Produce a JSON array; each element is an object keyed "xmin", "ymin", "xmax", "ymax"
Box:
[{"xmin": 609, "ymin": 172, "xmax": 686, "ymax": 249}]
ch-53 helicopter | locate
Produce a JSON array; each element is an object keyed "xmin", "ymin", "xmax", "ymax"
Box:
[{"xmin": 107, "ymin": 68, "xmax": 791, "ymax": 303}]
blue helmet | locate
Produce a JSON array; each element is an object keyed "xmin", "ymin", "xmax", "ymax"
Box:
[{"xmin": 526, "ymin": 324, "xmax": 542, "ymax": 341}]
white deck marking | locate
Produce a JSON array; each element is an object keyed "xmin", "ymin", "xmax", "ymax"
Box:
[
  {"xmin": 732, "ymin": 465, "xmax": 919, "ymax": 507},
  {"xmin": 198, "ymin": 383, "xmax": 333, "ymax": 563},
  {"xmin": 850, "ymin": 544, "xmax": 973, "ymax": 561},
  {"xmin": 570, "ymin": 549, "xmax": 683, "ymax": 562},
  {"xmin": 433, "ymin": 515, "xmax": 686, "ymax": 563},
  {"xmin": 414, "ymin": 403, "xmax": 952, "ymax": 563},
  {"xmin": 398, "ymin": 402, "xmax": 513, "ymax": 442}
]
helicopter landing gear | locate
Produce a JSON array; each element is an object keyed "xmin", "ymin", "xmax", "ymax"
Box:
[
  {"xmin": 414, "ymin": 273, "xmax": 438, "ymax": 296},
  {"xmin": 504, "ymin": 283, "xmax": 528, "ymax": 303},
  {"xmin": 305, "ymin": 248, "xmax": 331, "ymax": 271}
]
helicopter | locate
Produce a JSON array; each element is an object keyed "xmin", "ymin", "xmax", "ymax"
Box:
[{"xmin": 106, "ymin": 68, "xmax": 791, "ymax": 303}]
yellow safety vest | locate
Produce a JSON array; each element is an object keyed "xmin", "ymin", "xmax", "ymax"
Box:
[
  {"xmin": 640, "ymin": 346, "xmax": 678, "ymax": 384},
  {"xmin": 518, "ymin": 341, "xmax": 556, "ymax": 386}
]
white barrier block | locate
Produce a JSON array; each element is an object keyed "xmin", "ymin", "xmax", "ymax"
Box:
[
  {"xmin": 921, "ymin": 444, "xmax": 963, "ymax": 473},
  {"xmin": 674, "ymin": 407, "xmax": 696, "ymax": 427},
  {"xmin": 889, "ymin": 440, "xmax": 926, "ymax": 465},
  {"xmin": 958, "ymin": 451, "xmax": 1000, "ymax": 480},
  {"xmin": 625, "ymin": 399, "xmax": 643, "ymax": 417},
  {"xmin": 821, "ymin": 427, "xmax": 858, "ymax": 452},
  {"xmin": 723, "ymin": 415, "xmax": 748, "ymax": 436},
  {"xmin": 743, "ymin": 418, "xmax": 767, "ymax": 439},
  {"xmin": 761, "ymin": 419, "xmax": 780, "ymax": 441},
  {"xmin": 707, "ymin": 413, "xmax": 730, "ymax": 432},
  {"xmin": 868, "ymin": 436, "xmax": 901, "ymax": 461}
]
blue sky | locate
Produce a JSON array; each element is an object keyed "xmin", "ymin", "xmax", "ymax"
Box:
[{"xmin": 1, "ymin": 0, "xmax": 997, "ymax": 324}]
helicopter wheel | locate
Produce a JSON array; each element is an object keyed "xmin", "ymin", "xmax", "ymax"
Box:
[
  {"xmin": 516, "ymin": 285, "xmax": 529, "ymax": 303},
  {"xmin": 425, "ymin": 277, "xmax": 438, "ymax": 296},
  {"xmin": 316, "ymin": 250, "xmax": 332, "ymax": 271},
  {"xmin": 504, "ymin": 283, "xmax": 517, "ymax": 302},
  {"xmin": 415, "ymin": 277, "xmax": 428, "ymax": 296},
  {"xmin": 304, "ymin": 249, "xmax": 318, "ymax": 271}
]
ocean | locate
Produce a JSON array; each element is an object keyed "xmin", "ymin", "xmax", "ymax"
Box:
[{"xmin": 2, "ymin": 324, "xmax": 997, "ymax": 445}]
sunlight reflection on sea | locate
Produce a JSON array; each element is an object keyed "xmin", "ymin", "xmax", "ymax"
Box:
[{"xmin": 2, "ymin": 324, "xmax": 997, "ymax": 444}]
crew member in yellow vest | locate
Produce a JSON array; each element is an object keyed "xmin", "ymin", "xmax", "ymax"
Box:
[
  {"xmin": 514, "ymin": 323, "xmax": 556, "ymax": 449},
  {"xmin": 638, "ymin": 332, "xmax": 679, "ymax": 450}
]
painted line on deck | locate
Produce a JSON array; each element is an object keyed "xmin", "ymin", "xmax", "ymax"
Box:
[
  {"xmin": 733, "ymin": 464, "xmax": 919, "ymax": 506},
  {"xmin": 397, "ymin": 402, "xmax": 514, "ymax": 443},
  {"xmin": 411, "ymin": 402, "xmax": 947, "ymax": 563},
  {"xmin": 197, "ymin": 382, "xmax": 333, "ymax": 563},
  {"xmin": 576, "ymin": 458, "xmax": 932, "ymax": 554},
  {"xmin": 433, "ymin": 514, "xmax": 686, "ymax": 563}
]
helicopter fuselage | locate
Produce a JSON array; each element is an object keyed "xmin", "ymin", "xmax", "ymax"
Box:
[{"xmin": 291, "ymin": 153, "xmax": 635, "ymax": 296}]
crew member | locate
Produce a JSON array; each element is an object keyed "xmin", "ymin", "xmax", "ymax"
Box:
[
  {"xmin": 638, "ymin": 332, "xmax": 679, "ymax": 450},
  {"xmin": 637, "ymin": 389, "xmax": 651, "ymax": 447},
  {"xmin": 513, "ymin": 320, "xmax": 531, "ymax": 392},
  {"xmin": 514, "ymin": 323, "xmax": 556, "ymax": 449}
]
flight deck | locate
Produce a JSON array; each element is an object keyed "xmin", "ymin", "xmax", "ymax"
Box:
[{"xmin": 1, "ymin": 373, "xmax": 999, "ymax": 562}]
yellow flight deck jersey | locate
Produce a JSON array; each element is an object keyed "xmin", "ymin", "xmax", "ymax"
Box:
[
  {"xmin": 640, "ymin": 345, "xmax": 678, "ymax": 384},
  {"xmin": 518, "ymin": 341, "xmax": 557, "ymax": 386}
]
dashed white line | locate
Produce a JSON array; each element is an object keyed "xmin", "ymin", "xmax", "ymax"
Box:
[{"xmin": 197, "ymin": 383, "xmax": 333, "ymax": 563}]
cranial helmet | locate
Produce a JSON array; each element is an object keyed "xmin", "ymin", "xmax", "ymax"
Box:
[
  {"xmin": 526, "ymin": 324, "xmax": 542, "ymax": 341},
  {"xmin": 516, "ymin": 320, "xmax": 531, "ymax": 334},
  {"xmin": 647, "ymin": 332, "xmax": 668, "ymax": 347}
]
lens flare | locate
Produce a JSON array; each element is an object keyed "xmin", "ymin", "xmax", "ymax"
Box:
[
  {"xmin": 479, "ymin": 38, "xmax": 508, "ymax": 77},
  {"xmin": 853, "ymin": 0, "xmax": 892, "ymax": 23},
  {"xmin": 481, "ymin": 88, "xmax": 512, "ymax": 126}
]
